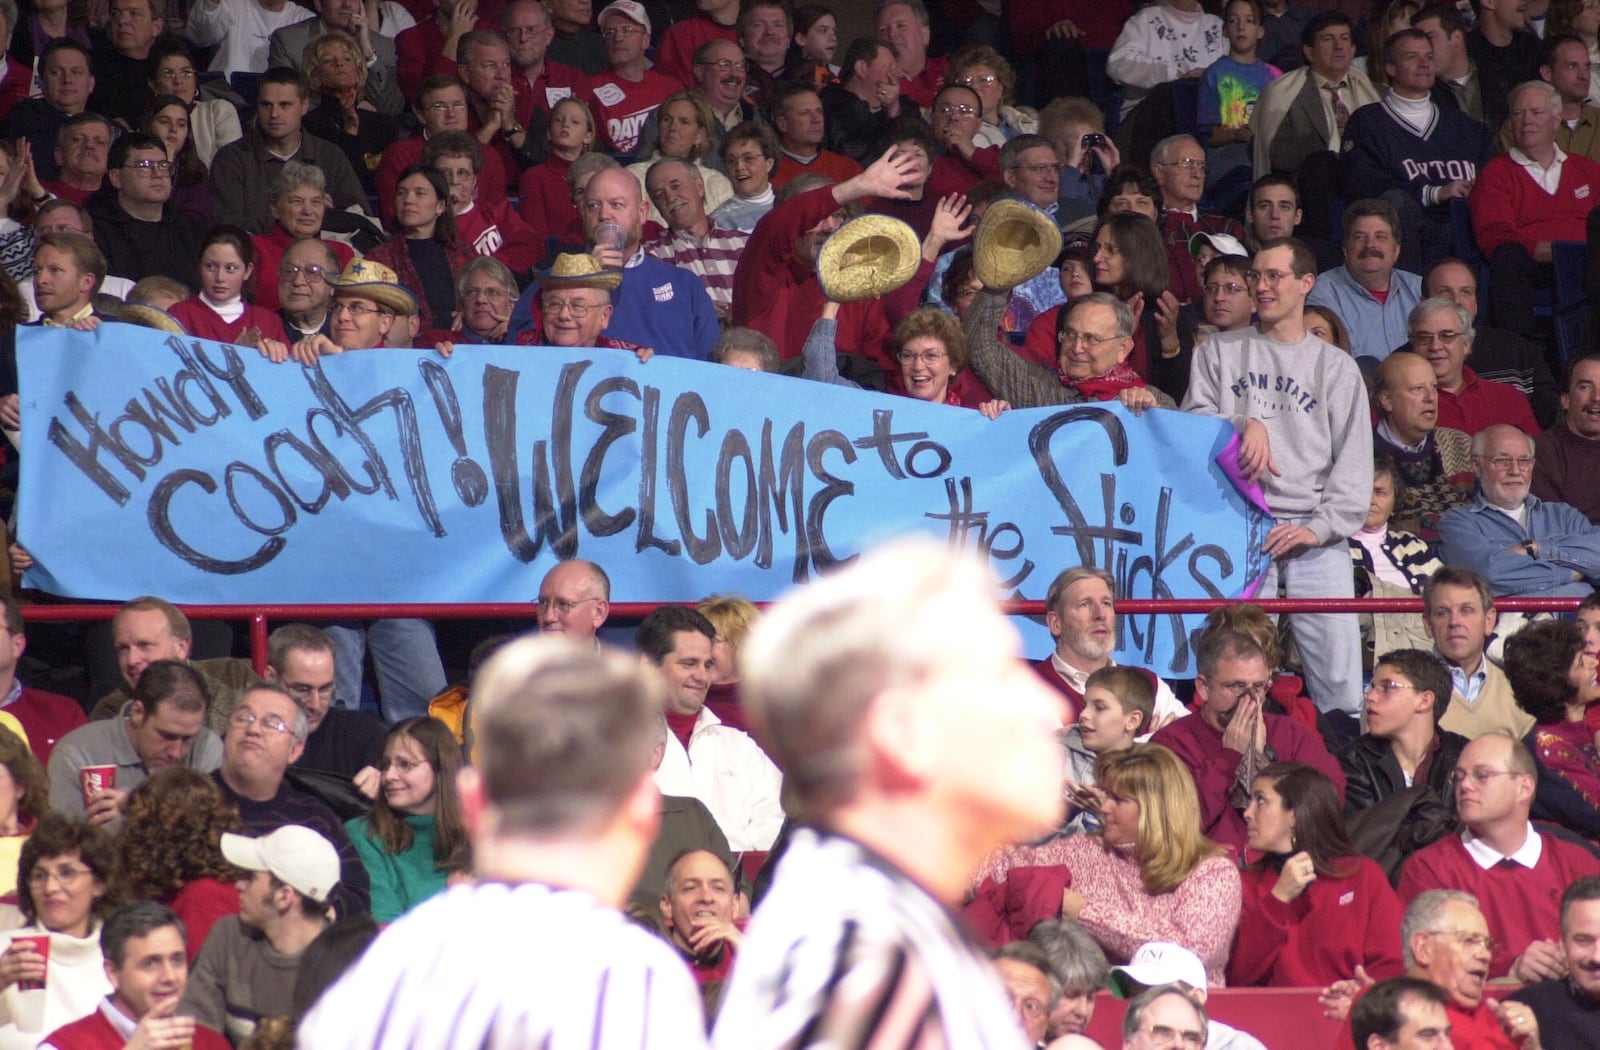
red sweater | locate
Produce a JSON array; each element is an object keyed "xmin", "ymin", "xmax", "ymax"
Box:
[
  {"xmin": 42, "ymin": 1005, "xmax": 230, "ymax": 1050},
  {"xmin": 1150, "ymin": 710, "xmax": 1346, "ymax": 856},
  {"xmin": 7, "ymin": 685, "xmax": 86, "ymax": 765},
  {"xmin": 517, "ymin": 154, "xmax": 579, "ymax": 256},
  {"xmin": 377, "ymin": 137, "xmax": 509, "ymax": 229},
  {"xmin": 1437, "ymin": 367, "xmax": 1542, "ymax": 437},
  {"xmin": 1397, "ymin": 830, "xmax": 1600, "ymax": 978},
  {"xmin": 896, "ymin": 56, "xmax": 949, "ymax": 110},
  {"xmin": 168, "ymin": 876, "xmax": 239, "ymax": 964},
  {"xmin": 771, "ymin": 149, "xmax": 863, "ymax": 191},
  {"xmin": 731, "ymin": 183, "xmax": 927, "ymax": 368},
  {"xmin": 652, "ymin": 17, "xmax": 737, "ymax": 85},
  {"xmin": 396, "ymin": 16, "xmax": 501, "ymax": 101},
  {"xmin": 1468, "ymin": 150, "xmax": 1600, "ymax": 256},
  {"xmin": 167, "ymin": 299, "xmax": 288, "ymax": 345},
  {"xmin": 1008, "ymin": 0, "xmax": 1134, "ymax": 52},
  {"xmin": 1229, "ymin": 856, "xmax": 1405, "ymax": 988},
  {"xmin": 454, "ymin": 199, "xmax": 540, "ymax": 277},
  {"xmin": 250, "ymin": 227, "xmax": 355, "ymax": 312}
]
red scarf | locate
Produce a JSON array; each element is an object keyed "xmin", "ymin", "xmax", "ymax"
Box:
[{"xmin": 1059, "ymin": 361, "xmax": 1144, "ymax": 401}]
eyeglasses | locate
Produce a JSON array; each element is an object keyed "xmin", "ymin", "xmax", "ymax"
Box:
[
  {"xmin": 427, "ymin": 100, "xmax": 468, "ymax": 113},
  {"xmin": 1368, "ymin": 678, "xmax": 1419, "ymax": 694},
  {"xmin": 539, "ymin": 596, "xmax": 600, "ymax": 615},
  {"xmin": 1425, "ymin": 930, "xmax": 1501, "ymax": 954},
  {"xmin": 1139, "ymin": 1024, "xmax": 1206, "ymax": 1049},
  {"xmin": 1245, "ymin": 269, "xmax": 1296, "ymax": 286},
  {"xmin": 956, "ymin": 73, "xmax": 998, "ymax": 86},
  {"xmin": 544, "ymin": 299, "xmax": 600, "ymax": 318},
  {"xmin": 602, "ymin": 24, "xmax": 643, "ymax": 37},
  {"xmin": 331, "ymin": 301, "xmax": 387, "ymax": 319},
  {"xmin": 1058, "ymin": 329, "xmax": 1123, "ymax": 348},
  {"xmin": 1215, "ymin": 679, "xmax": 1272, "ymax": 699},
  {"xmin": 1473, "ymin": 455, "xmax": 1535, "ymax": 472},
  {"xmin": 229, "ymin": 709, "xmax": 294, "ymax": 735},
  {"xmin": 696, "ymin": 59, "xmax": 742, "ymax": 71},
  {"xmin": 154, "ymin": 67, "xmax": 196, "ymax": 81},
  {"xmin": 123, "ymin": 159, "xmax": 175, "ymax": 177},
  {"xmin": 1204, "ymin": 282, "xmax": 1247, "ymax": 296},
  {"xmin": 897, "ymin": 348, "xmax": 948, "ymax": 365},
  {"xmin": 28, "ymin": 865, "xmax": 93, "ymax": 888},
  {"xmin": 1014, "ymin": 162, "xmax": 1060, "ymax": 176},
  {"xmin": 380, "ymin": 755, "xmax": 427, "ymax": 774},
  {"xmin": 933, "ymin": 103, "xmax": 976, "ymax": 116},
  {"xmin": 1162, "ymin": 157, "xmax": 1207, "ymax": 171},
  {"xmin": 282, "ymin": 263, "xmax": 333, "ymax": 282},
  {"xmin": 463, "ymin": 286, "xmax": 511, "ymax": 301},
  {"xmin": 1411, "ymin": 329, "xmax": 1463, "ymax": 346},
  {"xmin": 1448, "ymin": 767, "xmax": 1525, "ymax": 786},
  {"xmin": 284, "ymin": 681, "xmax": 335, "ymax": 700}
]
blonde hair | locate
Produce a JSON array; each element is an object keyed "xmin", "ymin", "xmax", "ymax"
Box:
[
  {"xmin": 696, "ymin": 594, "xmax": 760, "ymax": 655},
  {"xmin": 303, "ymin": 30, "xmax": 368, "ymax": 95},
  {"xmin": 1095, "ymin": 744, "xmax": 1225, "ymax": 894}
]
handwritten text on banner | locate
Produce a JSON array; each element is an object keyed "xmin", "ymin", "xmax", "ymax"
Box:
[{"xmin": 17, "ymin": 326, "xmax": 1272, "ymax": 674}]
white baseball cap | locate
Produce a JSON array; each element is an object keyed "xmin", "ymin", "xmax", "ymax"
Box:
[
  {"xmin": 221, "ymin": 826, "xmax": 341, "ymax": 904},
  {"xmin": 597, "ymin": 0, "xmax": 650, "ymax": 33},
  {"xmin": 1188, "ymin": 231, "xmax": 1249, "ymax": 259},
  {"xmin": 1108, "ymin": 942, "xmax": 1208, "ymax": 998}
]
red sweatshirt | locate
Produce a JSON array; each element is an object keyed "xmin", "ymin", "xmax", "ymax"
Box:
[
  {"xmin": 731, "ymin": 184, "xmax": 929, "ymax": 369},
  {"xmin": 454, "ymin": 199, "xmax": 540, "ymax": 276},
  {"xmin": 168, "ymin": 298, "xmax": 288, "ymax": 345},
  {"xmin": 1469, "ymin": 150, "xmax": 1600, "ymax": 255},
  {"xmin": 1151, "ymin": 710, "xmax": 1346, "ymax": 856},
  {"xmin": 1229, "ymin": 856, "xmax": 1405, "ymax": 988},
  {"xmin": 1398, "ymin": 830, "xmax": 1600, "ymax": 979}
]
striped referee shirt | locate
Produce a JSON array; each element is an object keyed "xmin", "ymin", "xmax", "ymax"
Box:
[
  {"xmin": 711, "ymin": 828, "xmax": 1029, "ymax": 1050},
  {"xmin": 297, "ymin": 881, "xmax": 709, "ymax": 1050},
  {"xmin": 641, "ymin": 224, "xmax": 749, "ymax": 313}
]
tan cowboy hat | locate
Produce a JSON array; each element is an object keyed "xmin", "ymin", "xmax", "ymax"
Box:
[
  {"xmin": 539, "ymin": 252, "xmax": 624, "ymax": 292},
  {"xmin": 973, "ymin": 198, "xmax": 1063, "ymax": 290},
  {"xmin": 333, "ymin": 259, "xmax": 418, "ymax": 317},
  {"xmin": 116, "ymin": 303, "xmax": 187, "ymax": 335},
  {"xmin": 817, "ymin": 214, "xmax": 922, "ymax": 303}
]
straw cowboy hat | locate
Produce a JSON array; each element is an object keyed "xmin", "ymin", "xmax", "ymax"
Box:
[
  {"xmin": 538, "ymin": 252, "xmax": 624, "ymax": 292},
  {"xmin": 333, "ymin": 259, "xmax": 418, "ymax": 317},
  {"xmin": 817, "ymin": 214, "xmax": 922, "ymax": 303},
  {"xmin": 973, "ymin": 198, "xmax": 1062, "ymax": 290},
  {"xmin": 116, "ymin": 303, "xmax": 187, "ymax": 335}
]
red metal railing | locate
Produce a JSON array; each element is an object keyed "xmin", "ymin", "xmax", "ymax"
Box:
[{"xmin": 17, "ymin": 596, "xmax": 1584, "ymax": 675}]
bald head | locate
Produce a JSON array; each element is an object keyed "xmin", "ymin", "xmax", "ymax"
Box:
[
  {"xmin": 537, "ymin": 560, "xmax": 611, "ymax": 641},
  {"xmin": 582, "ymin": 167, "xmax": 647, "ymax": 251}
]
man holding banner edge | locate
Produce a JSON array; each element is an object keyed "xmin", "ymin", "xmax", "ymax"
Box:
[{"xmin": 1182, "ymin": 236, "xmax": 1373, "ymax": 731}]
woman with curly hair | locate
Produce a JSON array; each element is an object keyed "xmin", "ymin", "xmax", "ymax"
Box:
[
  {"xmin": 1505, "ymin": 619, "xmax": 1600, "ymax": 839},
  {"xmin": 347, "ymin": 718, "xmax": 467, "ymax": 923},
  {"xmin": 0, "ymin": 729, "xmax": 47, "ymax": 899},
  {"xmin": 0, "ymin": 815, "xmax": 121, "ymax": 1048},
  {"xmin": 119, "ymin": 767, "xmax": 242, "ymax": 961}
]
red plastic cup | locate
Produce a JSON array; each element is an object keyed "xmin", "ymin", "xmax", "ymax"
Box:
[
  {"xmin": 79, "ymin": 766, "xmax": 116, "ymax": 808},
  {"xmin": 11, "ymin": 934, "xmax": 47, "ymax": 991}
]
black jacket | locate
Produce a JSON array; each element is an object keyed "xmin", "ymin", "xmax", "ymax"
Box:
[
  {"xmin": 1340, "ymin": 727, "xmax": 1469, "ymax": 816},
  {"xmin": 821, "ymin": 83, "xmax": 893, "ymax": 165}
]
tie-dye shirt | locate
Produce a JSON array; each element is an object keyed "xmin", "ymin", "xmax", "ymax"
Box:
[{"xmin": 1199, "ymin": 55, "xmax": 1282, "ymax": 131}]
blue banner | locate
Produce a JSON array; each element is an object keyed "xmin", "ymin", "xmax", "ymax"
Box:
[{"xmin": 17, "ymin": 326, "xmax": 1272, "ymax": 675}]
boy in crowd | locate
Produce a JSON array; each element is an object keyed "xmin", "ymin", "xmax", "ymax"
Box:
[
  {"xmin": 1060, "ymin": 665, "xmax": 1156, "ymax": 835},
  {"xmin": 1201, "ymin": 0, "xmax": 1280, "ymax": 181}
]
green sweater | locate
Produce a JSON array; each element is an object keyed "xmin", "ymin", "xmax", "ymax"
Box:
[{"xmin": 346, "ymin": 812, "xmax": 448, "ymax": 924}]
